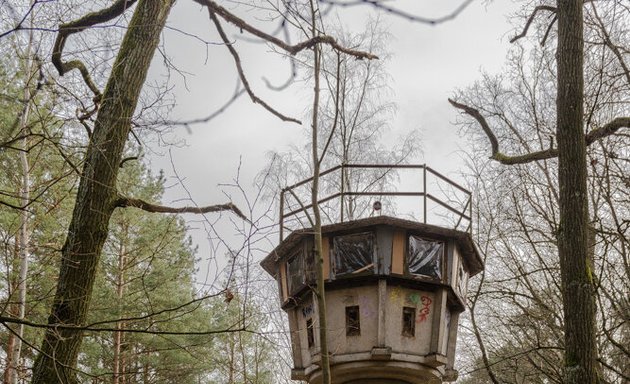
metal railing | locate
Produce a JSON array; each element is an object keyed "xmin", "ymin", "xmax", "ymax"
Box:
[{"xmin": 278, "ymin": 163, "xmax": 472, "ymax": 242}]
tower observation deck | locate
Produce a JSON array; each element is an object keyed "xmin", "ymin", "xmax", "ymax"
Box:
[{"xmin": 261, "ymin": 164, "xmax": 483, "ymax": 384}]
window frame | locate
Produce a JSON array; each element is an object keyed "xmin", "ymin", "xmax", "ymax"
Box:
[
  {"xmin": 405, "ymin": 234, "xmax": 445, "ymax": 281},
  {"xmin": 332, "ymin": 231, "xmax": 377, "ymax": 278},
  {"xmin": 286, "ymin": 247, "xmax": 305, "ymax": 294},
  {"xmin": 345, "ymin": 305, "xmax": 361, "ymax": 336},
  {"xmin": 402, "ymin": 306, "xmax": 416, "ymax": 337}
]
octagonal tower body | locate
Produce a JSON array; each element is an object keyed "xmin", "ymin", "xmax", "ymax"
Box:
[{"xmin": 261, "ymin": 215, "xmax": 483, "ymax": 384}]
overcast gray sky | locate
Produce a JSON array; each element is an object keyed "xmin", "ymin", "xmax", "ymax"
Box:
[{"xmin": 146, "ymin": 0, "xmax": 520, "ymax": 280}]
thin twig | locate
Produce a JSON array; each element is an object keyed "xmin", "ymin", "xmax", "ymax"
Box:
[
  {"xmin": 320, "ymin": 0, "xmax": 475, "ymax": 25},
  {"xmin": 510, "ymin": 5, "xmax": 557, "ymax": 43},
  {"xmin": 207, "ymin": 8, "xmax": 301, "ymax": 124}
]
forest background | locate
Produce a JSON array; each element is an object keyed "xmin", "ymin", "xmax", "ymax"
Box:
[{"xmin": 0, "ymin": 0, "xmax": 628, "ymax": 383}]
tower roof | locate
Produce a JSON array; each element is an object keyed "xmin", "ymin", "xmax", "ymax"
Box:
[{"xmin": 261, "ymin": 215, "xmax": 483, "ymax": 277}]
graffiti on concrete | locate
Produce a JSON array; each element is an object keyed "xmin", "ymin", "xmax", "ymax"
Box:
[
  {"xmin": 417, "ymin": 296, "xmax": 432, "ymax": 322},
  {"xmin": 389, "ymin": 288, "xmax": 433, "ymax": 323}
]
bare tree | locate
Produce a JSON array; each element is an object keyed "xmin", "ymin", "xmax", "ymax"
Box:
[
  {"xmin": 0, "ymin": 0, "xmax": 489, "ymax": 381},
  {"xmin": 0, "ymin": 0, "xmax": 380, "ymax": 381},
  {"xmin": 450, "ymin": 2, "xmax": 630, "ymax": 383}
]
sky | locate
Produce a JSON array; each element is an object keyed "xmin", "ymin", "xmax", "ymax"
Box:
[{"xmin": 145, "ymin": 0, "xmax": 521, "ymax": 280}]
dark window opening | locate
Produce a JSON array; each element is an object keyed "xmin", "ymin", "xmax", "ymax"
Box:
[
  {"xmin": 408, "ymin": 235, "xmax": 443, "ymax": 279},
  {"xmin": 287, "ymin": 250, "xmax": 304, "ymax": 293},
  {"xmin": 306, "ymin": 318, "xmax": 314, "ymax": 348},
  {"xmin": 334, "ymin": 232, "xmax": 375, "ymax": 276},
  {"xmin": 345, "ymin": 306, "xmax": 361, "ymax": 336},
  {"xmin": 402, "ymin": 307, "xmax": 416, "ymax": 337}
]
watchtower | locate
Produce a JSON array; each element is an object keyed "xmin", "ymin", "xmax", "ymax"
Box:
[{"xmin": 261, "ymin": 164, "xmax": 483, "ymax": 384}]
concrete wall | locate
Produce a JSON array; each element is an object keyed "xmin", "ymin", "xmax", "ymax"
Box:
[
  {"xmin": 293, "ymin": 284, "xmax": 444, "ymax": 366},
  {"xmin": 280, "ymin": 224, "xmax": 476, "ymax": 383},
  {"xmin": 384, "ymin": 286, "xmax": 436, "ymax": 356},
  {"xmin": 326, "ymin": 286, "xmax": 380, "ymax": 354}
]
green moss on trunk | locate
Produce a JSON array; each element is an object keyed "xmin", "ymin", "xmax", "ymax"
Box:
[{"xmin": 31, "ymin": 1, "xmax": 175, "ymax": 382}]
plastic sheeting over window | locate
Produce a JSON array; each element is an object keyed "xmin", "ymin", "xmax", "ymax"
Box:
[
  {"xmin": 287, "ymin": 250, "xmax": 304, "ymax": 293},
  {"xmin": 304, "ymin": 250, "xmax": 315, "ymax": 283},
  {"xmin": 333, "ymin": 232, "xmax": 375, "ymax": 276},
  {"xmin": 408, "ymin": 235, "xmax": 443, "ymax": 279}
]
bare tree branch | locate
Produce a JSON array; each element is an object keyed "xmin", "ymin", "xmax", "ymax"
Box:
[
  {"xmin": 318, "ymin": 52, "xmax": 342, "ymax": 166},
  {"xmin": 320, "ymin": 0, "xmax": 475, "ymax": 25},
  {"xmin": 0, "ymin": 315, "xmax": 247, "ymax": 336},
  {"xmin": 207, "ymin": 7, "xmax": 301, "ymax": 124},
  {"xmin": 51, "ymin": 0, "xmax": 139, "ymax": 101},
  {"xmin": 589, "ymin": 2, "xmax": 630, "ymax": 86},
  {"xmin": 510, "ymin": 5, "xmax": 557, "ymax": 44},
  {"xmin": 193, "ymin": 0, "xmax": 378, "ymax": 60},
  {"xmin": 448, "ymin": 98, "xmax": 500, "ymax": 155},
  {"xmin": 449, "ymin": 98, "xmax": 630, "ymax": 165},
  {"xmin": 586, "ymin": 117, "xmax": 630, "ymax": 145},
  {"xmin": 166, "ymin": 83, "xmax": 245, "ymax": 128},
  {"xmin": 540, "ymin": 14, "xmax": 557, "ymax": 46},
  {"xmin": 0, "ymin": 0, "xmax": 44, "ymax": 39},
  {"xmin": 114, "ymin": 196, "xmax": 251, "ymax": 223}
]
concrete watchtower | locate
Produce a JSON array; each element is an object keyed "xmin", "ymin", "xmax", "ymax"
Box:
[{"xmin": 261, "ymin": 164, "xmax": 483, "ymax": 384}]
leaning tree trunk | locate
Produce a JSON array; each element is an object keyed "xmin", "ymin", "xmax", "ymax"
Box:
[
  {"xmin": 31, "ymin": 1, "xmax": 175, "ymax": 382},
  {"xmin": 556, "ymin": 1, "xmax": 599, "ymax": 383}
]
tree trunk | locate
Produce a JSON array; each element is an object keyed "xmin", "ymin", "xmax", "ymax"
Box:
[
  {"xmin": 309, "ymin": 27, "xmax": 332, "ymax": 383},
  {"xmin": 31, "ymin": 1, "xmax": 175, "ymax": 382},
  {"xmin": 556, "ymin": 1, "xmax": 599, "ymax": 383},
  {"xmin": 228, "ymin": 333, "xmax": 235, "ymax": 384},
  {"xmin": 5, "ymin": 36, "xmax": 36, "ymax": 383},
  {"xmin": 11, "ymin": 130, "xmax": 31, "ymax": 384},
  {"xmin": 113, "ymin": 234, "xmax": 126, "ymax": 384},
  {"xmin": 4, "ymin": 321, "xmax": 17, "ymax": 383},
  {"xmin": 3, "ymin": 125, "xmax": 30, "ymax": 384}
]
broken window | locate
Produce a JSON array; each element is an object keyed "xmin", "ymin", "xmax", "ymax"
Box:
[
  {"xmin": 408, "ymin": 235, "xmax": 443, "ymax": 279},
  {"xmin": 334, "ymin": 232, "xmax": 375, "ymax": 276},
  {"xmin": 287, "ymin": 250, "xmax": 304, "ymax": 293},
  {"xmin": 306, "ymin": 318, "xmax": 315, "ymax": 348},
  {"xmin": 402, "ymin": 307, "xmax": 416, "ymax": 337},
  {"xmin": 345, "ymin": 306, "xmax": 361, "ymax": 336}
]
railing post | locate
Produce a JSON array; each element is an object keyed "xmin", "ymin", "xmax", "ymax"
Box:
[
  {"xmin": 279, "ymin": 189, "xmax": 285, "ymax": 243},
  {"xmin": 340, "ymin": 164, "xmax": 345, "ymax": 223},
  {"xmin": 423, "ymin": 164, "xmax": 427, "ymax": 224},
  {"xmin": 469, "ymin": 192, "xmax": 473, "ymax": 235}
]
